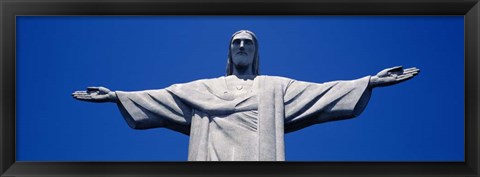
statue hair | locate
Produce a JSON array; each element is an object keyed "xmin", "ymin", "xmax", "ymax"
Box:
[{"xmin": 226, "ymin": 30, "xmax": 260, "ymax": 76}]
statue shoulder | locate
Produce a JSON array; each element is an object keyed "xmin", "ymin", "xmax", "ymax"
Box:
[
  {"xmin": 173, "ymin": 76, "xmax": 224, "ymax": 85},
  {"xmin": 257, "ymin": 75, "xmax": 295, "ymax": 87},
  {"xmin": 258, "ymin": 75, "xmax": 294, "ymax": 83},
  {"xmin": 165, "ymin": 76, "xmax": 225, "ymax": 92}
]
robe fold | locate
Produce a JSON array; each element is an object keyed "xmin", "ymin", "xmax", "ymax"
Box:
[{"xmin": 115, "ymin": 75, "xmax": 372, "ymax": 161}]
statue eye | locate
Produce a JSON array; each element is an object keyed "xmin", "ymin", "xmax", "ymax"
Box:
[
  {"xmin": 244, "ymin": 40, "xmax": 253, "ymax": 45},
  {"xmin": 232, "ymin": 39, "xmax": 241, "ymax": 45}
]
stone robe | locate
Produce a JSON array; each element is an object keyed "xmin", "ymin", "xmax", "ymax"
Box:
[{"xmin": 115, "ymin": 75, "xmax": 372, "ymax": 161}]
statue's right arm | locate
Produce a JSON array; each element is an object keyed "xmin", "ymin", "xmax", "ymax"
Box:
[
  {"xmin": 72, "ymin": 86, "xmax": 118, "ymax": 103},
  {"xmin": 73, "ymin": 84, "xmax": 194, "ymax": 134}
]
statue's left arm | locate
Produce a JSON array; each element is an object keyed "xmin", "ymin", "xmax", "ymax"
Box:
[
  {"xmin": 283, "ymin": 66, "xmax": 419, "ymax": 133},
  {"xmin": 283, "ymin": 76, "xmax": 372, "ymax": 133}
]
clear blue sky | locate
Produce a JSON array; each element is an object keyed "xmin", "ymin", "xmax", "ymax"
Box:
[{"xmin": 16, "ymin": 16, "xmax": 464, "ymax": 161}]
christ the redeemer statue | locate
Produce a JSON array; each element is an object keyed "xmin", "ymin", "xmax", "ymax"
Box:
[{"xmin": 72, "ymin": 30, "xmax": 420, "ymax": 161}]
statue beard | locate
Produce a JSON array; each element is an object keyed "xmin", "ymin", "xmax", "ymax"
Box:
[{"xmin": 231, "ymin": 54, "xmax": 255, "ymax": 75}]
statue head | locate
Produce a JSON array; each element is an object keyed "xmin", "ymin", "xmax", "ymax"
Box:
[{"xmin": 226, "ymin": 30, "xmax": 260, "ymax": 76}]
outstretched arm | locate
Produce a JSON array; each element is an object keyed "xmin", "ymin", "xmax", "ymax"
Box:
[
  {"xmin": 72, "ymin": 86, "xmax": 192, "ymax": 134},
  {"xmin": 284, "ymin": 66, "xmax": 419, "ymax": 133},
  {"xmin": 283, "ymin": 76, "xmax": 372, "ymax": 133},
  {"xmin": 369, "ymin": 66, "xmax": 420, "ymax": 88},
  {"xmin": 72, "ymin": 86, "xmax": 117, "ymax": 103}
]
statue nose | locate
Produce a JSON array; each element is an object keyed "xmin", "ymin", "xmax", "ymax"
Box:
[{"xmin": 239, "ymin": 41, "xmax": 245, "ymax": 50}]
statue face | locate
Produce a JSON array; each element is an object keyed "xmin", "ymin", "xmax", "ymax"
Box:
[{"xmin": 230, "ymin": 32, "xmax": 256, "ymax": 67}]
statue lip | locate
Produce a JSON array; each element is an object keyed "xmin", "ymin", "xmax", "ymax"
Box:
[{"xmin": 237, "ymin": 51, "xmax": 247, "ymax": 55}]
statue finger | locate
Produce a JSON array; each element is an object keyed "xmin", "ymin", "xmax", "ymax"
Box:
[
  {"xmin": 398, "ymin": 73, "xmax": 413, "ymax": 78},
  {"xmin": 74, "ymin": 95, "xmax": 92, "ymax": 100},
  {"xmin": 378, "ymin": 68, "xmax": 392, "ymax": 76},
  {"xmin": 408, "ymin": 69, "xmax": 420, "ymax": 73},
  {"xmin": 75, "ymin": 94, "xmax": 92, "ymax": 98},
  {"xmin": 72, "ymin": 91, "xmax": 85, "ymax": 95},
  {"xmin": 403, "ymin": 67, "xmax": 419, "ymax": 73},
  {"xmin": 98, "ymin": 86, "xmax": 111, "ymax": 93},
  {"xmin": 72, "ymin": 92, "xmax": 89, "ymax": 97},
  {"xmin": 406, "ymin": 67, "xmax": 420, "ymax": 72},
  {"xmin": 72, "ymin": 92, "xmax": 89, "ymax": 96},
  {"xmin": 396, "ymin": 74, "xmax": 413, "ymax": 81},
  {"xmin": 403, "ymin": 70, "xmax": 419, "ymax": 76}
]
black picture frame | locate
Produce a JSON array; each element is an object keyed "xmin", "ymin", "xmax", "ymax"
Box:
[{"xmin": 1, "ymin": 0, "xmax": 478, "ymax": 176}]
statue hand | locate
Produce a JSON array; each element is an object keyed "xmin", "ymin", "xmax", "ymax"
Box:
[
  {"xmin": 72, "ymin": 86, "xmax": 117, "ymax": 103},
  {"xmin": 369, "ymin": 66, "xmax": 420, "ymax": 88}
]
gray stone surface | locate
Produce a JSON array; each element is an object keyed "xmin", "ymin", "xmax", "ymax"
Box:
[{"xmin": 72, "ymin": 30, "xmax": 420, "ymax": 161}]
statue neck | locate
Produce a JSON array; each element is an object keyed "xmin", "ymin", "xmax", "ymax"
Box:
[{"xmin": 232, "ymin": 65, "xmax": 254, "ymax": 76}]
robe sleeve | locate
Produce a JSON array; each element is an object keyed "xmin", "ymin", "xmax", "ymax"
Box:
[
  {"xmin": 283, "ymin": 76, "xmax": 372, "ymax": 133},
  {"xmin": 115, "ymin": 88, "xmax": 193, "ymax": 135}
]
